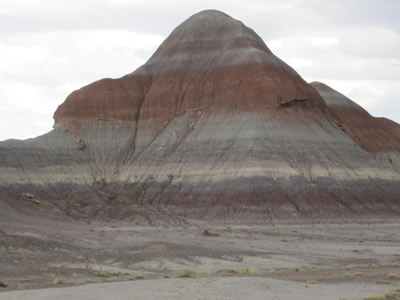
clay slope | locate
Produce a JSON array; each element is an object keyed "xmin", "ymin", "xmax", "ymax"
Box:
[
  {"xmin": 311, "ymin": 82, "xmax": 400, "ymax": 173},
  {"xmin": 0, "ymin": 10, "xmax": 399, "ymax": 224}
]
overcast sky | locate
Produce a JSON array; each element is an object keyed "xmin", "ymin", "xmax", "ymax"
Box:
[{"xmin": 1, "ymin": 0, "xmax": 399, "ymax": 141}]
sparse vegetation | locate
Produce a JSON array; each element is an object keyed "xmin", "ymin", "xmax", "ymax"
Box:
[
  {"xmin": 163, "ymin": 274, "xmax": 170, "ymax": 279},
  {"xmin": 94, "ymin": 270, "xmax": 111, "ymax": 277},
  {"xmin": 352, "ymin": 249, "xmax": 360, "ymax": 253},
  {"xmin": 53, "ymin": 278, "xmax": 63, "ymax": 285},
  {"xmin": 386, "ymin": 261, "xmax": 400, "ymax": 267},
  {"xmin": 128, "ymin": 275, "xmax": 144, "ymax": 280},
  {"xmin": 363, "ymin": 296, "xmax": 387, "ymax": 300},
  {"xmin": 71, "ymin": 254, "xmax": 84, "ymax": 260},
  {"xmin": 93, "ymin": 269, "xmax": 121, "ymax": 277},
  {"xmin": 178, "ymin": 269, "xmax": 197, "ymax": 278},
  {"xmin": 306, "ymin": 280, "xmax": 317, "ymax": 284},
  {"xmin": 230, "ymin": 268, "xmax": 258, "ymax": 275},
  {"xmin": 0, "ymin": 280, "xmax": 7, "ymax": 288},
  {"xmin": 375, "ymin": 279, "xmax": 391, "ymax": 284},
  {"xmin": 363, "ymin": 290, "xmax": 400, "ymax": 300}
]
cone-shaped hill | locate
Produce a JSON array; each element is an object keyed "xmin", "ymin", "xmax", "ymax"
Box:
[{"xmin": 1, "ymin": 10, "xmax": 399, "ymax": 224}]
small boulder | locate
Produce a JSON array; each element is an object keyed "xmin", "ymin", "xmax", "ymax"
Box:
[
  {"xmin": 22, "ymin": 192, "xmax": 34, "ymax": 199},
  {"xmin": 202, "ymin": 229, "xmax": 220, "ymax": 237}
]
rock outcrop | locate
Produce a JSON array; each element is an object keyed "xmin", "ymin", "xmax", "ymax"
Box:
[
  {"xmin": 0, "ymin": 10, "xmax": 399, "ymax": 224},
  {"xmin": 311, "ymin": 81, "xmax": 400, "ymax": 173}
]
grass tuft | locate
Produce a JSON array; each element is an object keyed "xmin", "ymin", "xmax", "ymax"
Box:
[
  {"xmin": 93, "ymin": 269, "xmax": 121, "ymax": 278},
  {"xmin": 178, "ymin": 269, "xmax": 197, "ymax": 278},
  {"xmin": 53, "ymin": 278, "xmax": 63, "ymax": 285}
]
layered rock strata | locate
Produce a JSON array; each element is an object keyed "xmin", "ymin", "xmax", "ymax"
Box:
[
  {"xmin": 311, "ymin": 81, "xmax": 400, "ymax": 173},
  {"xmin": 0, "ymin": 10, "xmax": 399, "ymax": 223}
]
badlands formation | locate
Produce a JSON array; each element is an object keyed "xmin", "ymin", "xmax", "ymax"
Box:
[
  {"xmin": 0, "ymin": 10, "xmax": 400, "ymax": 224},
  {"xmin": 1, "ymin": 10, "xmax": 400, "ymax": 300}
]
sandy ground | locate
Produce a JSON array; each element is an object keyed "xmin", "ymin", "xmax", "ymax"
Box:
[
  {"xmin": 3, "ymin": 276, "xmax": 399, "ymax": 300},
  {"xmin": 0, "ymin": 210, "xmax": 400, "ymax": 299}
]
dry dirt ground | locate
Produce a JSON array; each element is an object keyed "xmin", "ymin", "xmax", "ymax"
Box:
[{"xmin": 0, "ymin": 208, "xmax": 400, "ymax": 299}]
